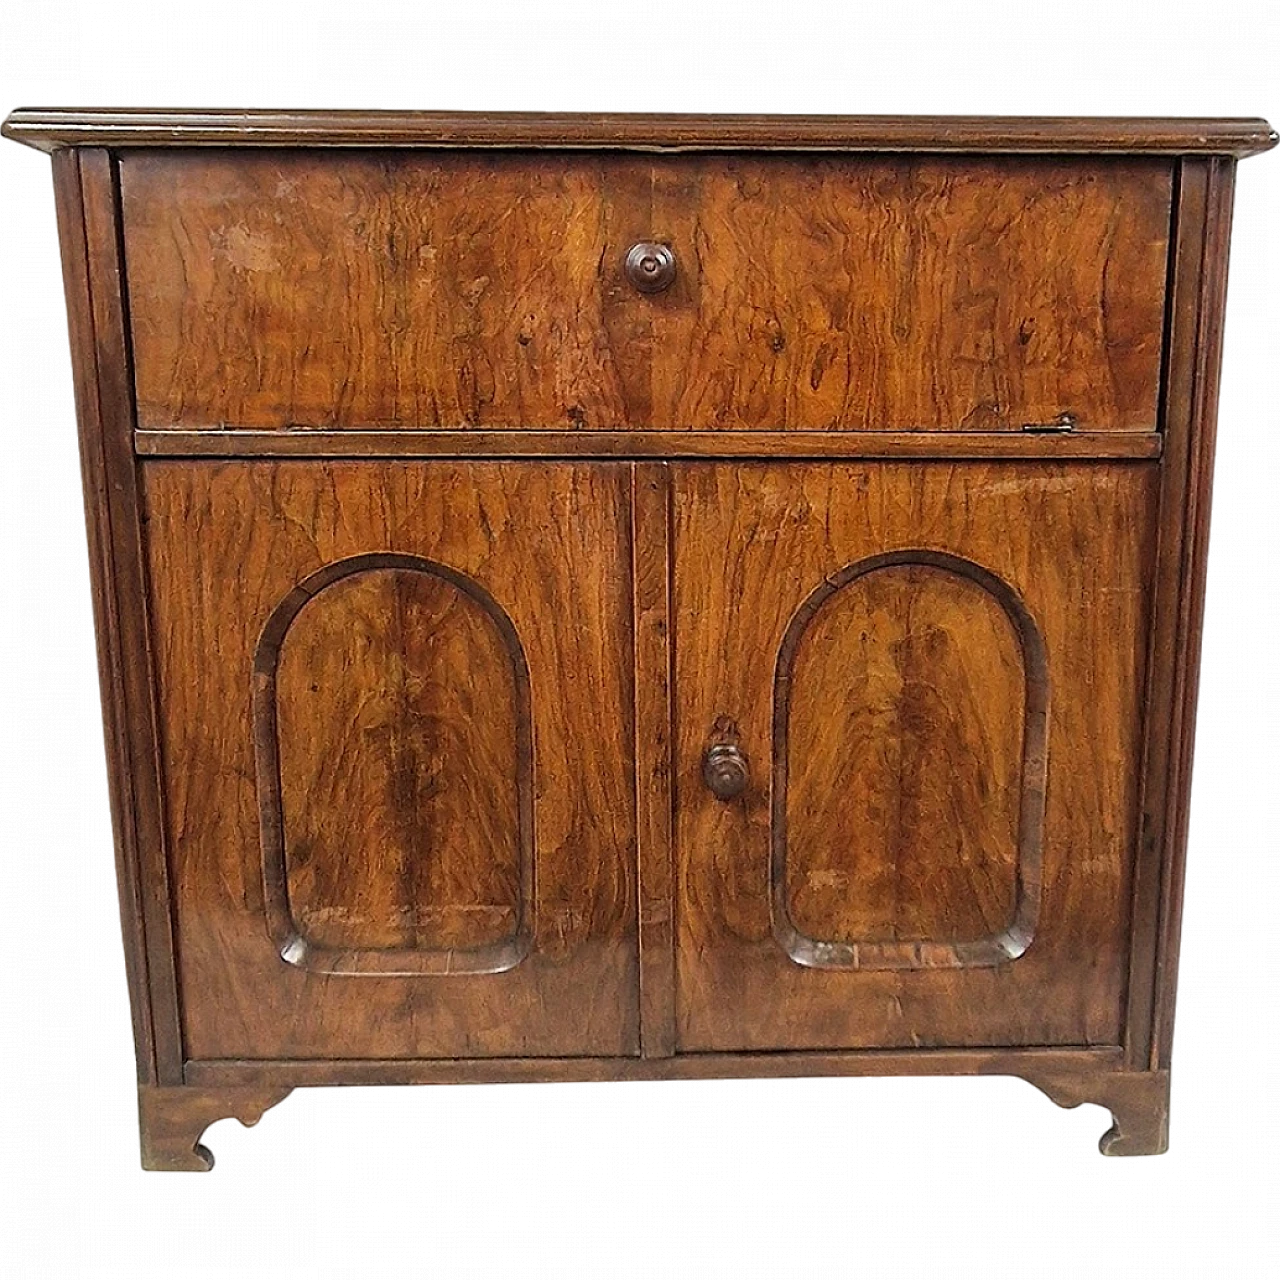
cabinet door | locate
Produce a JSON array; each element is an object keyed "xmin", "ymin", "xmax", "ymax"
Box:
[
  {"xmin": 673, "ymin": 462, "xmax": 1159, "ymax": 1051},
  {"xmin": 144, "ymin": 461, "xmax": 637, "ymax": 1060}
]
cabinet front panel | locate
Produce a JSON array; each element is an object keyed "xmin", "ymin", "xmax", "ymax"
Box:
[
  {"xmin": 673, "ymin": 462, "xmax": 1159, "ymax": 1051},
  {"xmin": 143, "ymin": 460, "xmax": 637, "ymax": 1059}
]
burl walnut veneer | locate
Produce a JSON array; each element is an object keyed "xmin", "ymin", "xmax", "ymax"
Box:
[{"xmin": 5, "ymin": 109, "xmax": 1275, "ymax": 1167}]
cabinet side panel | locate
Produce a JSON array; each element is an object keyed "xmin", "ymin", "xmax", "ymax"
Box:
[
  {"xmin": 1126, "ymin": 158, "xmax": 1238, "ymax": 1069},
  {"xmin": 52, "ymin": 149, "xmax": 183, "ymax": 1083}
]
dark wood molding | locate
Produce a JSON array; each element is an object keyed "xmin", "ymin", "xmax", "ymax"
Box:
[
  {"xmin": 770, "ymin": 550, "xmax": 1049, "ymax": 973},
  {"xmin": 53, "ymin": 149, "xmax": 183, "ymax": 1084},
  {"xmin": 51, "ymin": 149, "xmax": 155, "ymax": 1081},
  {"xmin": 5, "ymin": 109, "xmax": 1276, "ymax": 156},
  {"xmin": 252, "ymin": 553, "xmax": 536, "ymax": 978},
  {"xmin": 1125, "ymin": 157, "xmax": 1237, "ymax": 1070},
  {"xmin": 1149, "ymin": 158, "xmax": 1239, "ymax": 1069},
  {"xmin": 185, "ymin": 1045, "xmax": 1122, "ymax": 1087},
  {"xmin": 134, "ymin": 429, "xmax": 1164, "ymax": 462}
]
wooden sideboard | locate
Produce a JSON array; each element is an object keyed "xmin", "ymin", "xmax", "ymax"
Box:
[{"xmin": 5, "ymin": 109, "xmax": 1274, "ymax": 1168}]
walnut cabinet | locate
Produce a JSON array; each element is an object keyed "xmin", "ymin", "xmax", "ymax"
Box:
[{"xmin": 4, "ymin": 109, "xmax": 1274, "ymax": 1167}]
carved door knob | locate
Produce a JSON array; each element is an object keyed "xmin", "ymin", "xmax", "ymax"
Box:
[{"xmin": 703, "ymin": 743, "xmax": 749, "ymax": 801}]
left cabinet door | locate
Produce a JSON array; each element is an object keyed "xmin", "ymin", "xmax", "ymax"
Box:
[{"xmin": 142, "ymin": 461, "xmax": 638, "ymax": 1060}]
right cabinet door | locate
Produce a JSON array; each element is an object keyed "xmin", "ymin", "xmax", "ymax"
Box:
[{"xmin": 673, "ymin": 461, "xmax": 1160, "ymax": 1052}]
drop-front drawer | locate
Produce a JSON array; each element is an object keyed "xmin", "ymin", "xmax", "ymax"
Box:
[{"xmin": 120, "ymin": 151, "xmax": 1172, "ymax": 432}]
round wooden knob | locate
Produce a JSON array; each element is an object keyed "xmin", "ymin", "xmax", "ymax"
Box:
[
  {"xmin": 625, "ymin": 242, "xmax": 676, "ymax": 294},
  {"xmin": 703, "ymin": 743, "xmax": 748, "ymax": 801}
]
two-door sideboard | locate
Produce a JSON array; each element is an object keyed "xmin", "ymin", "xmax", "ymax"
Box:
[{"xmin": 4, "ymin": 109, "xmax": 1274, "ymax": 1167}]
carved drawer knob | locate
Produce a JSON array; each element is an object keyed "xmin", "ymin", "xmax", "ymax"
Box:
[{"xmin": 625, "ymin": 242, "xmax": 676, "ymax": 293}]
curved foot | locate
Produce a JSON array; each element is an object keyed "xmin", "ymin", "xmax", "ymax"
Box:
[
  {"xmin": 138, "ymin": 1084, "xmax": 293, "ymax": 1171},
  {"xmin": 1023, "ymin": 1068, "xmax": 1170, "ymax": 1157}
]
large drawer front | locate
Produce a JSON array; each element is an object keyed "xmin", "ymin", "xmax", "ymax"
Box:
[{"xmin": 121, "ymin": 152, "xmax": 1172, "ymax": 432}]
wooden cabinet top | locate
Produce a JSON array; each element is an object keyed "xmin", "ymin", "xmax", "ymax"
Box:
[{"xmin": 3, "ymin": 108, "xmax": 1276, "ymax": 156}]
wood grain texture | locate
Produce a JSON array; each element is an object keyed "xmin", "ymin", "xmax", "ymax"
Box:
[
  {"xmin": 673, "ymin": 462, "xmax": 1159, "ymax": 1052},
  {"xmin": 142, "ymin": 461, "xmax": 638, "ymax": 1060},
  {"xmin": 120, "ymin": 151, "xmax": 651, "ymax": 432},
  {"xmin": 632, "ymin": 464, "xmax": 676, "ymax": 1056},
  {"xmin": 256, "ymin": 556, "xmax": 532, "ymax": 974},
  {"xmin": 774, "ymin": 551, "xmax": 1048, "ymax": 970},
  {"xmin": 652, "ymin": 156, "xmax": 1171, "ymax": 431},
  {"xmin": 5, "ymin": 108, "xmax": 1276, "ymax": 156},
  {"xmin": 121, "ymin": 153, "xmax": 1170, "ymax": 434},
  {"xmin": 52, "ymin": 149, "xmax": 185, "ymax": 1084},
  {"xmin": 1126, "ymin": 158, "xmax": 1240, "ymax": 1070},
  {"xmin": 135, "ymin": 429, "xmax": 1164, "ymax": 460},
  {"xmin": 138, "ymin": 1085, "xmax": 292, "ymax": 1171}
]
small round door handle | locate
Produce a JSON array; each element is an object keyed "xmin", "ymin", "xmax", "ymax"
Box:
[
  {"xmin": 703, "ymin": 743, "xmax": 749, "ymax": 801},
  {"xmin": 625, "ymin": 242, "xmax": 676, "ymax": 294}
]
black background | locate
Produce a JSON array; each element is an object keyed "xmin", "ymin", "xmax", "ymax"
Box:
[{"xmin": 5, "ymin": 107, "xmax": 1269, "ymax": 1198}]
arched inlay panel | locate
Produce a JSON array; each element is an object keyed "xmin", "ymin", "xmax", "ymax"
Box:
[
  {"xmin": 772, "ymin": 550, "xmax": 1048, "ymax": 971},
  {"xmin": 254, "ymin": 554, "xmax": 533, "ymax": 976}
]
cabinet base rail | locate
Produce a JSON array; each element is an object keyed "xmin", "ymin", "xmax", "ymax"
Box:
[{"xmin": 138, "ymin": 1051, "xmax": 1169, "ymax": 1169}]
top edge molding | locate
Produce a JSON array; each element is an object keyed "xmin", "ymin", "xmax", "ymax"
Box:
[{"xmin": 3, "ymin": 109, "xmax": 1277, "ymax": 157}]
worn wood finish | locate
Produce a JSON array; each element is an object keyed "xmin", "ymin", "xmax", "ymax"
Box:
[
  {"xmin": 120, "ymin": 151, "xmax": 651, "ymax": 432},
  {"xmin": 673, "ymin": 462, "xmax": 1158, "ymax": 1051},
  {"xmin": 632, "ymin": 464, "xmax": 677, "ymax": 1057},
  {"xmin": 652, "ymin": 156, "xmax": 1172, "ymax": 431},
  {"xmin": 138, "ymin": 1085, "xmax": 292, "ymax": 1171},
  {"xmin": 143, "ymin": 460, "xmax": 638, "ymax": 1059},
  {"xmin": 135, "ymin": 429, "xmax": 1165, "ymax": 460},
  {"xmin": 52, "ymin": 149, "xmax": 185, "ymax": 1084},
  {"xmin": 120, "ymin": 153, "xmax": 1169, "ymax": 434},
  {"xmin": 5, "ymin": 108, "xmax": 1277, "ymax": 156}
]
